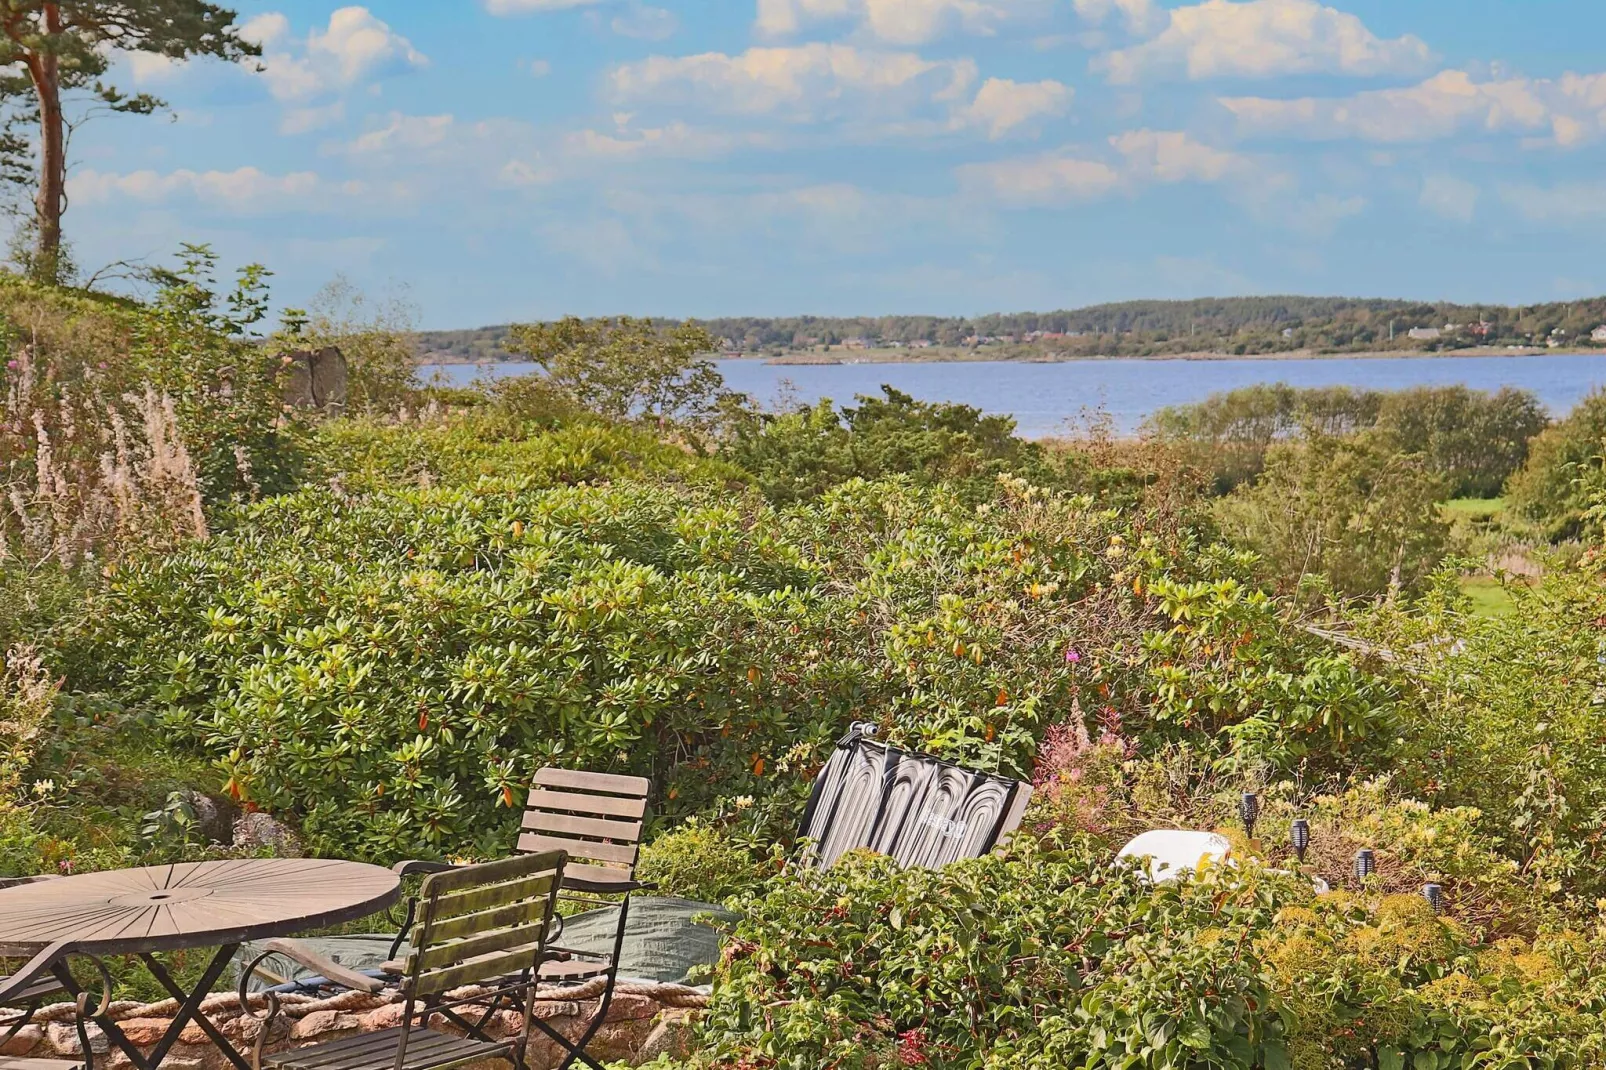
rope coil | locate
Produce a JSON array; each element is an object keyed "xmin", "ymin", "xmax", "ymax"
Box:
[{"xmin": 3, "ymin": 978, "xmax": 706, "ymax": 1030}]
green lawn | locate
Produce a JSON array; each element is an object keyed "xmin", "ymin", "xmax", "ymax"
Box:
[
  {"xmin": 1442, "ymin": 497, "xmax": 1506, "ymax": 518},
  {"xmin": 1460, "ymin": 576, "xmax": 1517, "ymax": 618}
]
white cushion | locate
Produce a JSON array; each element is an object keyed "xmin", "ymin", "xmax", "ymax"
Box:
[{"xmin": 1116, "ymin": 830, "xmax": 1232, "ymax": 884}]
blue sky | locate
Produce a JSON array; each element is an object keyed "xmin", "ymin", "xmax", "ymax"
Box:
[{"xmin": 63, "ymin": 0, "xmax": 1606, "ymax": 327}]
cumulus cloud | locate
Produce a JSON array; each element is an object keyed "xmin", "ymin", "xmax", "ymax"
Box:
[
  {"xmin": 608, "ymin": 44, "xmax": 1066, "ymax": 137},
  {"xmin": 957, "ymin": 128, "xmax": 1258, "ymax": 205},
  {"xmin": 70, "ymin": 167, "xmax": 353, "ymax": 214},
  {"xmin": 955, "ymin": 77, "xmax": 1072, "ymax": 138},
  {"xmin": 563, "ymin": 121, "xmax": 755, "ymax": 159},
  {"xmin": 341, "ymin": 112, "xmax": 553, "ymax": 191},
  {"xmin": 244, "ymin": 7, "xmax": 427, "ymax": 104},
  {"xmin": 485, "ymin": 0, "xmax": 604, "ymax": 12},
  {"xmin": 1220, "ymin": 69, "xmax": 1600, "ymax": 146},
  {"xmin": 1096, "ymin": 0, "xmax": 1433, "ymax": 84},
  {"xmin": 754, "ymin": 0, "xmax": 1048, "ymax": 46},
  {"xmin": 610, "ymin": 44, "xmax": 976, "ymax": 121},
  {"xmin": 1072, "ymin": 0, "xmax": 1162, "ymax": 35}
]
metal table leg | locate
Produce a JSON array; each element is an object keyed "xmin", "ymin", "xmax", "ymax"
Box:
[{"xmin": 54, "ymin": 944, "xmax": 250, "ymax": 1070}]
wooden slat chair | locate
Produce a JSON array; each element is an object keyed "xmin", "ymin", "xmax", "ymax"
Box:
[
  {"xmin": 257, "ymin": 770, "xmax": 650, "ymax": 1070},
  {"xmin": 0, "ymin": 941, "xmax": 113, "ymax": 1070},
  {"xmin": 242, "ymin": 851, "xmax": 566, "ymax": 1070}
]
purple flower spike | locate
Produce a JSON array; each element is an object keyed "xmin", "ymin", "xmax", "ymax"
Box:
[{"xmin": 1065, "ymin": 648, "xmax": 1082, "ymax": 664}]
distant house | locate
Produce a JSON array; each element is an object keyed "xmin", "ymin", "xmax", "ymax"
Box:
[
  {"xmin": 1591, "ymin": 325, "xmax": 1606, "ymax": 343},
  {"xmin": 842, "ymin": 337, "xmax": 871, "ymax": 350},
  {"xmin": 1407, "ymin": 327, "xmax": 1442, "ymax": 341},
  {"xmin": 909, "ymin": 339, "xmax": 933, "ymax": 349}
]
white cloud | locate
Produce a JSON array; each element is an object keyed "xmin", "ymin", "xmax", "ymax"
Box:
[
  {"xmin": 609, "ymin": 44, "xmax": 976, "ymax": 122},
  {"xmin": 1221, "ymin": 69, "xmax": 1585, "ymax": 145},
  {"xmin": 1420, "ymin": 173, "xmax": 1478, "ymax": 223},
  {"xmin": 609, "ymin": 43, "xmax": 1064, "ymax": 138},
  {"xmin": 1097, "ymin": 0, "xmax": 1433, "ymax": 84},
  {"xmin": 754, "ymin": 0, "xmax": 1048, "ymax": 46},
  {"xmin": 248, "ymin": 7, "xmax": 427, "ymax": 102},
  {"xmin": 486, "ymin": 0, "xmax": 604, "ymax": 12},
  {"xmin": 563, "ymin": 121, "xmax": 754, "ymax": 159},
  {"xmin": 957, "ymin": 152, "xmax": 1122, "ymax": 203},
  {"xmin": 70, "ymin": 167, "xmax": 350, "ymax": 214},
  {"xmin": 959, "ymin": 128, "xmax": 1263, "ymax": 205},
  {"xmin": 1072, "ymin": 0, "xmax": 1161, "ymax": 35},
  {"xmin": 527, "ymin": 59, "xmax": 552, "ymax": 77},
  {"xmin": 612, "ymin": 4, "xmax": 679, "ymax": 39},
  {"xmin": 124, "ymin": 51, "xmax": 187, "ymax": 83},
  {"xmin": 958, "ymin": 77, "xmax": 1071, "ymax": 138},
  {"xmin": 340, "ymin": 112, "xmax": 552, "ymax": 194}
]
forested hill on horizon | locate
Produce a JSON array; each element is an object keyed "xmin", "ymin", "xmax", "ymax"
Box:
[{"xmin": 414, "ymin": 295, "xmax": 1606, "ymax": 363}]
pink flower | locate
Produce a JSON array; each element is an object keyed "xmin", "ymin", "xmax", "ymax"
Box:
[
  {"xmin": 1064, "ymin": 647, "xmax": 1081, "ymax": 664},
  {"xmin": 6, "ymin": 361, "xmax": 17, "ymax": 371}
]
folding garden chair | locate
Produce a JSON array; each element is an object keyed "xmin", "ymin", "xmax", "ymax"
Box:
[
  {"xmin": 0, "ymin": 940, "xmax": 113, "ymax": 1070},
  {"xmin": 253, "ymin": 768, "xmax": 652, "ymax": 1070},
  {"xmin": 240, "ymin": 851, "xmax": 567, "ymax": 1070}
]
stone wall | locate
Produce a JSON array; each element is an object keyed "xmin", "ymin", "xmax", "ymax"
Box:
[{"xmin": 1, "ymin": 988, "xmax": 697, "ymax": 1070}]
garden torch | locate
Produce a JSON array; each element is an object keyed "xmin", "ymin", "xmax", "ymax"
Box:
[
  {"xmin": 1290, "ymin": 818, "xmax": 1310, "ymax": 863},
  {"xmin": 1239, "ymin": 791, "xmax": 1260, "ymax": 840}
]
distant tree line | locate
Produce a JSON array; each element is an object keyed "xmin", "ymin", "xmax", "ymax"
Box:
[{"xmin": 413, "ymin": 295, "xmax": 1606, "ymax": 362}]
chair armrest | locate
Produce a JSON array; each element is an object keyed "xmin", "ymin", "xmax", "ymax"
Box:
[
  {"xmin": 391, "ymin": 860, "xmax": 464, "ymax": 877},
  {"xmin": 0, "ymin": 941, "xmax": 70, "ymax": 1006},
  {"xmin": 259, "ymin": 939, "xmax": 384, "ymax": 994},
  {"xmin": 562, "ymin": 876, "xmax": 654, "ymax": 895}
]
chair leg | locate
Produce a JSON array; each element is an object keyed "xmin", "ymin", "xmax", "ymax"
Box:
[{"xmin": 554, "ymin": 895, "xmax": 632, "ymax": 1070}]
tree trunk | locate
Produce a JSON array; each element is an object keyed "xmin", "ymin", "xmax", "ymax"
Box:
[{"xmin": 25, "ymin": 4, "xmax": 65, "ymax": 282}]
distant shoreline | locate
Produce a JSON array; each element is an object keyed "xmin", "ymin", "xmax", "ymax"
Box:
[{"xmin": 417, "ymin": 346, "xmax": 1606, "ymax": 368}]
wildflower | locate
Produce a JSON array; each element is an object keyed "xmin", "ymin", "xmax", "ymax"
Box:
[
  {"xmin": 5, "ymin": 361, "xmax": 16, "ymax": 371},
  {"xmin": 30, "ymin": 779, "xmax": 53, "ymax": 797},
  {"xmin": 1065, "ymin": 647, "xmax": 1082, "ymax": 664},
  {"xmin": 733, "ymin": 795, "xmax": 754, "ymax": 810}
]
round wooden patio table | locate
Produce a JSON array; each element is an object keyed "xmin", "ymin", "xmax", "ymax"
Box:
[{"xmin": 0, "ymin": 858, "xmax": 400, "ymax": 1070}]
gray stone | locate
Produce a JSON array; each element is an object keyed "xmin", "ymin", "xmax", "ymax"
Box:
[
  {"xmin": 638, "ymin": 1010, "xmax": 698, "ymax": 1061},
  {"xmin": 282, "ymin": 347, "xmax": 348, "ymax": 414},
  {"xmin": 178, "ymin": 791, "xmax": 238, "ymax": 845},
  {"xmin": 232, "ymin": 813, "xmax": 303, "ymax": 857},
  {"xmin": 47, "ymin": 1020, "xmax": 107, "ymax": 1055}
]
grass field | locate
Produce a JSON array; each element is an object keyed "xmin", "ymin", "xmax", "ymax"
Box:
[
  {"xmin": 1442, "ymin": 497, "xmax": 1506, "ymax": 518},
  {"xmin": 1459, "ymin": 576, "xmax": 1517, "ymax": 617}
]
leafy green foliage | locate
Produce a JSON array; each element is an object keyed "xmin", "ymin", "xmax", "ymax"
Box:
[
  {"xmin": 1151, "ymin": 384, "xmax": 1545, "ymax": 497},
  {"xmin": 724, "ymin": 387, "xmax": 1057, "ymax": 504},
  {"xmin": 507, "ymin": 316, "xmax": 728, "ymax": 429},
  {"xmin": 63, "ymin": 426, "xmax": 1397, "ymax": 858},
  {"xmin": 1505, "ymin": 388, "xmax": 1606, "ymax": 539},
  {"xmin": 1215, "ymin": 432, "xmax": 1451, "ymax": 598}
]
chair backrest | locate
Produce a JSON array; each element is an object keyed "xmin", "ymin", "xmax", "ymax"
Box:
[
  {"xmin": 400, "ymin": 850, "xmax": 566, "ymax": 999},
  {"xmin": 798, "ymin": 723, "xmax": 1032, "ymax": 870},
  {"xmin": 517, "ymin": 768, "xmax": 650, "ymax": 887}
]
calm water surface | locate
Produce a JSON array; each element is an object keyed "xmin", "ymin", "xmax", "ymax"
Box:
[{"xmin": 420, "ymin": 354, "xmax": 1606, "ymax": 438}]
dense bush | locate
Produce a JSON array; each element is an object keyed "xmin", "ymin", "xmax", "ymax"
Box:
[
  {"xmin": 1215, "ymin": 432, "xmax": 1450, "ymax": 598},
  {"xmin": 1361, "ymin": 557, "xmax": 1606, "ymax": 904},
  {"xmin": 1151, "ymin": 384, "xmax": 1545, "ymax": 498},
  {"xmin": 653, "ymin": 836, "xmax": 1606, "ymax": 1070},
  {"xmin": 63, "ymin": 421, "xmax": 1400, "ymax": 857},
  {"xmin": 723, "ymin": 387, "xmax": 1059, "ymax": 505},
  {"xmin": 1505, "ymin": 388, "xmax": 1606, "ymax": 539}
]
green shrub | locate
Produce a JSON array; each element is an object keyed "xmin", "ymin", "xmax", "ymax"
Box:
[
  {"xmin": 64, "ymin": 472, "xmax": 1398, "ymax": 859},
  {"xmin": 636, "ymin": 817, "xmax": 775, "ymax": 903},
  {"xmin": 724, "ymin": 387, "xmax": 1058, "ymax": 505},
  {"xmin": 1506, "ymin": 389, "xmax": 1606, "ymax": 539},
  {"xmin": 1215, "ymin": 432, "xmax": 1450, "ymax": 598}
]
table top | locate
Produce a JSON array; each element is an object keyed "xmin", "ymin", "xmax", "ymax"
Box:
[{"xmin": 0, "ymin": 858, "xmax": 400, "ymax": 956}]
